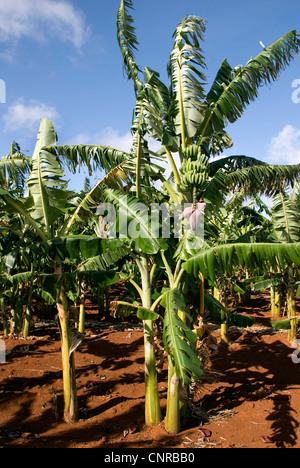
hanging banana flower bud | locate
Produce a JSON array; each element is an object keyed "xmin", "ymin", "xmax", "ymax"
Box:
[{"xmin": 180, "ymin": 199, "xmax": 207, "ymax": 232}]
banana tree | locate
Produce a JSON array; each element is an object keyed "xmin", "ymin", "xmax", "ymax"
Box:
[
  {"xmin": 0, "ymin": 141, "xmax": 31, "ymax": 195},
  {"xmin": 117, "ymin": 1, "xmax": 300, "ymax": 205},
  {"xmin": 116, "ymin": 0, "xmax": 300, "ymax": 426},
  {"xmin": 102, "ymin": 188, "xmax": 169, "ymax": 426},
  {"xmin": 102, "ymin": 187, "xmax": 205, "ymax": 431},
  {"xmin": 264, "ymin": 182, "xmax": 300, "ymax": 325},
  {"xmin": 0, "ymin": 119, "xmax": 133, "ymax": 423},
  {"xmin": 183, "ymin": 243, "xmax": 300, "ymax": 343},
  {"xmin": 272, "ymin": 183, "xmax": 300, "ymax": 244}
]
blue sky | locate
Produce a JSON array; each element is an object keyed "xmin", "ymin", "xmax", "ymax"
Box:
[{"xmin": 0, "ymin": 0, "xmax": 299, "ymax": 191}]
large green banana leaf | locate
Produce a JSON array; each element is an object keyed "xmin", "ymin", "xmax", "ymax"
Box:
[
  {"xmin": 0, "ymin": 187, "xmax": 46, "ymax": 241},
  {"xmin": 117, "ymin": 0, "xmax": 143, "ymax": 94},
  {"xmin": 3, "ymin": 236, "xmax": 103, "ymax": 268},
  {"xmin": 163, "ymin": 288, "xmax": 202, "ymax": 385},
  {"xmin": 197, "ymin": 31, "xmax": 300, "ymax": 142},
  {"xmin": 0, "ymin": 141, "xmax": 31, "ymax": 189},
  {"xmin": 272, "ymin": 191, "xmax": 300, "ymax": 242},
  {"xmin": 104, "ymin": 188, "xmax": 168, "ymax": 254},
  {"xmin": 26, "ymin": 119, "xmax": 70, "ymax": 237},
  {"xmin": 183, "ymin": 243, "xmax": 300, "ymax": 281},
  {"xmin": 168, "ymin": 15, "xmax": 207, "ymax": 141}
]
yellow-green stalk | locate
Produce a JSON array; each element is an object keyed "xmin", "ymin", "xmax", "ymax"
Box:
[
  {"xmin": 57, "ymin": 287, "xmax": 78, "ymax": 424},
  {"xmin": 271, "ymin": 286, "xmax": 281, "ymax": 318},
  {"xmin": 165, "ymin": 358, "xmax": 180, "ymax": 434},
  {"xmin": 139, "ymin": 255, "xmax": 161, "ymax": 426},
  {"xmin": 287, "ymin": 267, "xmax": 297, "ymax": 343}
]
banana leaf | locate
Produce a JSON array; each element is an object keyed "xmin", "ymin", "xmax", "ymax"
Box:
[
  {"xmin": 163, "ymin": 289, "xmax": 202, "ymax": 385},
  {"xmin": 183, "ymin": 243, "xmax": 300, "ymax": 280}
]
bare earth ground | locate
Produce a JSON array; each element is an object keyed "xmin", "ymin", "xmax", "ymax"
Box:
[{"xmin": 1, "ymin": 290, "xmax": 300, "ymax": 449}]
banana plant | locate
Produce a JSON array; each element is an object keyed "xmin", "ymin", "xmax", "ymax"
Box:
[
  {"xmin": 117, "ymin": 0, "xmax": 300, "ymax": 207},
  {"xmin": 271, "ymin": 182, "xmax": 300, "ymax": 243},
  {"xmin": 102, "ymin": 188, "xmax": 169, "ymax": 426},
  {"xmin": 103, "ymin": 188, "xmax": 204, "ymax": 432},
  {"xmin": 0, "ymin": 119, "xmax": 133, "ymax": 423},
  {"xmin": 271, "ymin": 267, "xmax": 300, "ymax": 342},
  {"xmin": 0, "ymin": 141, "xmax": 31, "ymax": 194},
  {"xmin": 256, "ymin": 182, "xmax": 300, "ymax": 326},
  {"xmin": 116, "ymin": 0, "xmax": 300, "ymax": 431},
  {"xmin": 183, "ymin": 243, "xmax": 300, "ymax": 345}
]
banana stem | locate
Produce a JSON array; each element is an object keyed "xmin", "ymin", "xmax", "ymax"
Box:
[
  {"xmin": 193, "ymin": 186, "xmax": 197, "ymax": 209},
  {"xmin": 78, "ymin": 283, "xmax": 85, "ymax": 334},
  {"xmin": 221, "ymin": 322, "xmax": 229, "ymax": 344},
  {"xmin": 165, "ymin": 357, "xmax": 180, "ymax": 434},
  {"xmin": 138, "ymin": 255, "xmax": 161, "ymax": 426},
  {"xmin": 287, "ymin": 267, "xmax": 297, "ymax": 343},
  {"xmin": 165, "ymin": 308, "xmax": 189, "ymax": 434},
  {"xmin": 199, "ymin": 271, "xmax": 205, "ymax": 318},
  {"xmin": 271, "ymin": 286, "xmax": 281, "ymax": 318},
  {"xmin": 57, "ymin": 289, "xmax": 78, "ymax": 424},
  {"xmin": 0, "ymin": 295, "xmax": 8, "ymax": 337},
  {"xmin": 144, "ymin": 321, "xmax": 161, "ymax": 426}
]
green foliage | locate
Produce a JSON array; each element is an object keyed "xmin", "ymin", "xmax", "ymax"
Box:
[
  {"xmin": 104, "ymin": 188, "xmax": 168, "ymax": 254},
  {"xmin": 271, "ymin": 317, "xmax": 300, "ymax": 330},
  {"xmin": 163, "ymin": 289, "xmax": 202, "ymax": 385},
  {"xmin": 183, "ymin": 243, "xmax": 300, "ymax": 281},
  {"xmin": 168, "ymin": 15, "xmax": 207, "ymax": 140},
  {"xmin": 272, "ymin": 190, "xmax": 300, "ymax": 242},
  {"xmin": 26, "ymin": 119, "xmax": 70, "ymax": 236},
  {"xmin": 198, "ymin": 31, "xmax": 300, "ymax": 141},
  {"xmin": 204, "ymin": 293, "xmax": 255, "ymax": 327},
  {"xmin": 114, "ymin": 301, "xmax": 159, "ymax": 321}
]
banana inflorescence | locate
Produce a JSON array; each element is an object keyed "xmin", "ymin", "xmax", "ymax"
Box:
[{"xmin": 180, "ymin": 145, "xmax": 209, "ymax": 193}]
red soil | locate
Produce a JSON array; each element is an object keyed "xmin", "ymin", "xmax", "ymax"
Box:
[{"xmin": 1, "ymin": 291, "xmax": 300, "ymax": 449}]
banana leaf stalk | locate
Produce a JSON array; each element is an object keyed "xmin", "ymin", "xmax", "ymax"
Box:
[
  {"xmin": 220, "ymin": 322, "xmax": 229, "ymax": 344},
  {"xmin": 199, "ymin": 272, "xmax": 205, "ymax": 318},
  {"xmin": 270, "ymin": 286, "xmax": 281, "ymax": 318},
  {"xmin": 165, "ymin": 308, "xmax": 189, "ymax": 434},
  {"xmin": 214, "ymin": 284, "xmax": 229, "ymax": 344},
  {"xmin": 78, "ymin": 282, "xmax": 86, "ymax": 334},
  {"xmin": 165, "ymin": 358, "xmax": 180, "ymax": 434},
  {"xmin": 23, "ymin": 266, "xmax": 34, "ymax": 338},
  {"xmin": 10, "ymin": 289, "xmax": 23, "ymax": 335},
  {"xmin": 138, "ymin": 255, "xmax": 161, "ymax": 426},
  {"xmin": 287, "ymin": 267, "xmax": 297, "ymax": 343},
  {"xmin": 57, "ymin": 282, "xmax": 78, "ymax": 423},
  {"xmin": 0, "ymin": 295, "xmax": 8, "ymax": 337}
]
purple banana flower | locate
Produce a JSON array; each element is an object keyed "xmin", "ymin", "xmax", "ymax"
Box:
[{"xmin": 180, "ymin": 200, "xmax": 207, "ymax": 232}]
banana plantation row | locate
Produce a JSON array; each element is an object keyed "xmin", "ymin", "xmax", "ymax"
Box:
[{"xmin": 0, "ymin": 0, "xmax": 300, "ymax": 435}]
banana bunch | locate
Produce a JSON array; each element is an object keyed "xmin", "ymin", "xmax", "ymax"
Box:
[{"xmin": 180, "ymin": 145, "xmax": 209, "ymax": 192}]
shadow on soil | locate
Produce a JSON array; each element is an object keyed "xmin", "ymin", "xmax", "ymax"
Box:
[{"xmin": 199, "ymin": 330, "xmax": 300, "ymax": 447}]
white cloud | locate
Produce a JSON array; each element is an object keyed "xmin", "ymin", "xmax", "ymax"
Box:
[
  {"xmin": 97, "ymin": 127, "xmax": 134, "ymax": 153},
  {"xmin": 3, "ymin": 98, "xmax": 59, "ymax": 133},
  {"xmin": 68, "ymin": 127, "xmax": 171, "ymax": 180},
  {"xmin": 69, "ymin": 126, "xmax": 166, "ymax": 159},
  {"xmin": 0, "ymin": 0, "xmax": 88, "ymax": 52},
  {"xmin": 68, "ymin": 127, "xmax": 134, "ymax": 153},
  {"xmin": 267, "ymin": 125, "xmax": 300, "ymax": 165}
]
